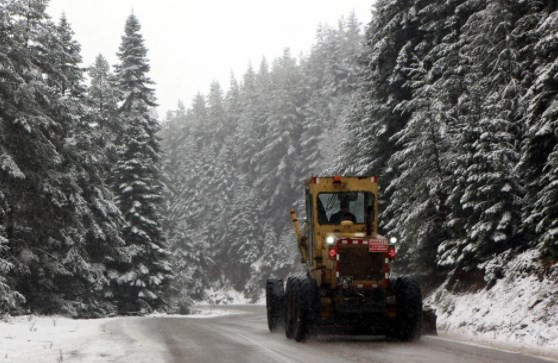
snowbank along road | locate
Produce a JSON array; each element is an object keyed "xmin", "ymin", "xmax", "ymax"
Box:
[{"xmin": 99, "ymin": 305, "xmax": 555, "ymax": 363}]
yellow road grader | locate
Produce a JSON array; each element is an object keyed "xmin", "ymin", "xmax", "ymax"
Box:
[{"xmin": 266, "ymin": 176, "xmax": 432, "ymax": 342}]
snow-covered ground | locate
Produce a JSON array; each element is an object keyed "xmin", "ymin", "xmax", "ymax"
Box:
[
  {"xmin": 149, "ymin": 305, "xmax": 246, "ymax": 319},
  {"xmin": 428, "ymin": 249, "xmax": 558, "ymax": 358},
  {"xmin": 0, "ymin": 306, "xmax": 239, "ymax": 362},
  {"xmin": 0, "ymin": 315, "xmax": 112, "ymax": 362},
  {"xmin": 200, "ymin": 286, "xmax": 265, "ymax": 305}
]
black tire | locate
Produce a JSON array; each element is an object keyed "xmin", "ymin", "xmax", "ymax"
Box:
[
  {"xmin": 394, "ymin": 276, "xmax": 423, "ymax": 341},
  {"xmin": 293, "ymin": 275, "xmax": 319, "ymax": 342},
  {"xmin": 266, "ymin": 278, "xmax": 285, "ymax": 332},
  {"xmin": 285, "ymin": 276, "xmax": 298, "ymax": 339}
]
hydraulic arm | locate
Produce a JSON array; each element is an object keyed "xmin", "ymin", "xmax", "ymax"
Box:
[{"xmin": 290, "ymin": 208, "xmax": 307, "ymax": 263}]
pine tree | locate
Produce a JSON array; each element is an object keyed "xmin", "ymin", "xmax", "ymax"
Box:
[
  {"xmin": 161, "ymin": 101, "xmax": 215, "ymax": 301},
  {"xmin": 254, "ymin": 50, "xmax": 304, "ymax": 228},
  {"xmin": 112, "ymin": 14, "xmax": 171, "ymax": 312},
  {"xmin": 207, "ymin": 81, "xmax": 228, "ymax": 147},
  {"xmin": 0, "ymin": 0, "xmax": 26, "ymax": 314},
  {"xmin": 235, "ymin": 61, "xmax": 272, "ymax": 184},
  {"xmin": 87, "ymin": 54, "xmax": 120, "ymax": 130},
  {"xmin": 49, "ymin": 14, "xmax": 85, "ymax": 97},
  {"xmin": 54, "ymin": 10, "xmax": 131, "ymax": 316},
  {"xmin": 226, "ymin": 184, "xmax": 264, "ymax": 290},
  {"xmin": 384, "ymin": 54, "xmax": 452, "ymax": 275},
  {"xmin": 0, "ymin": 197, "xmax": 24, "ymax": 314},
  {"xmin": 299, "ymin": 20, "xmax": 361, "ymax": 179},
  {"xmin": 161, "ymin": 101, "xmax": 190, "ymax": 238},
  {"xmin": 332, "ymin": 0, "xmax": 430, "ymax": 241},
  {"xmin": 432, "ymin": 0, "xmax": 486, "ymax": 267},
  {"xmin": 225, "ymin": 73, "xmax": 242, "ymax": 130},
  {"xmin": 168, "ymin": 221, "xmax": 212, "ymax": 303},
  {"xmin": 0, "ymin": 151, "xmax": 25, "ymax": 315},
  {"xmin": 440, "ymin": 78, "xmax": 485, "ymax": 267},
  {"xmin": 86, "ymin": 54, "xmax": 120, "ymax": 179},
  {"xmin": 519, "ymin": 5, "xmax": 558, "ymax": 258},
  {"xmin": 456, "ymin": 1, "xmax": 525, "ymax": 263},
  {"xmin": 0, "ymin": 0, "xmax": 86, "ymax": 314}
]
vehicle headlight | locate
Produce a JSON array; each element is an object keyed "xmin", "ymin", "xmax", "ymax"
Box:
[
  {"xmin": 389, "ymin": 236, "xmax": 398, "ymax": 244},
  {"xmin": 326, "ymin": 235, "xmax": 335, "ymax": 245}
]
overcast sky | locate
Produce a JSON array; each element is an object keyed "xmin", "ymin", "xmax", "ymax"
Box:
[{"xmin": 47, "ymin": 0, "xmax": 373, "ymax": 117}]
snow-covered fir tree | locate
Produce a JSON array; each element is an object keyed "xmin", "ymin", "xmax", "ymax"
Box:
[
  {"xmin": 455, "ymin": 1, "xmax": 525, "ymax": 263},
  {"xmin": 112, "ymin": 14, "xmax": 171, "ymax": 312},
  {"xmin": 0, "ymin": 0, "xmax": 128, "ymax": 316},
  {"xmin": 519, "ymin": 6, "xmax": 558, "ymax": 258},
  {"xmin": 384, "ymin": 54, "xmax": 452, "ymax": 276},
  {"xmin": 254, "ymin": 50, "xmax": 304, "ymax": 227},
  {"xmin": 86, "ymin": 54, "xmax": 121, "ymax": 180}
]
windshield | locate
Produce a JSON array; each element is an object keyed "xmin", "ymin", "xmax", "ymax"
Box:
[{"xmin": 317, "ymin": 192, "xmax": 374, "ymax": 225}]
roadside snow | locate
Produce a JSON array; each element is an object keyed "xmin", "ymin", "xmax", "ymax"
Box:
[
  {"xmin": 428, "ymin": 249, "xmax": 558, "ymax": 358},
  {"xmin": 0, "ymin": 315, "xmax": 113, "ymax": 363},
  {"xmin": 0, "ymin": 306, "xmax": 243, "ymax": 362},
  {"xmin": 200, "ymin": 287, "xmax": 265, "ymax": 305},
  {"xmin": 149, "ymin": 305, "xmax": 244, "ymax": 319}
]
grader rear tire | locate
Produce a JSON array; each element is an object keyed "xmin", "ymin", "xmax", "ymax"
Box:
[{"xmin": 266, "ymin": 278, "xmax": 285, "ymax": 332}]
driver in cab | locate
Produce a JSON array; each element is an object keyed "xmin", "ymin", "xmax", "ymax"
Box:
[{"xmin": 329, "ymin": 198, "xmax": 356, "ymax": 224}]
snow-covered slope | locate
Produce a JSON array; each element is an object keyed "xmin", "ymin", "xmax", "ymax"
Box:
[{"xmin": 428, "ymin": 249, "xmax": 558, "ymax": 352}]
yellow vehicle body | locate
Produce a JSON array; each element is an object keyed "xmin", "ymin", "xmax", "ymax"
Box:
[{"xmin": 293, "ymin": 176, "xmax": 386, "ymax": 290}]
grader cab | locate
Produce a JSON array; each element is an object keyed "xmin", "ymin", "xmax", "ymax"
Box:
[{"xmin": 266, "ymin": 176, "xmax": 428, "ymax": 342}]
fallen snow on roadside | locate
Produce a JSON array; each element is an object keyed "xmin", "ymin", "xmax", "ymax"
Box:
[
  {"xmin": 148, "ymin": 305, "xmax": 244, "ymax": 319},
  {"xmin": 0, "ymin": 314, "xmax": 114, "ymax": 363},
  {"xmin": 428, "ymin": 249, "xmax": 558, "ymax": 357},
  {"xmin": 0, "ymin": 305, "xmax": 248, "ymax": 362},
  {"xmin": 200, "ymin": 286, "xmax": 265, "ymax": 305},
  {"xmin": 187, "ymin": 306, "xmax": 246, "ymax": 318}
]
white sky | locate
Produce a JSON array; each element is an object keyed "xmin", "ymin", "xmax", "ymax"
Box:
[{"xmin": 47, "ymin": 0, "xmax": 373, "ymax": 117}]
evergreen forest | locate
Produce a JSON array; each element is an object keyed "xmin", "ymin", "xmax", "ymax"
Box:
[{"xmin": 1, "ymin": 0, "xmax": 558, "ymax": 316}]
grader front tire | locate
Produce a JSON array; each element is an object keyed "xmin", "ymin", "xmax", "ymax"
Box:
[
  {"xmin": 285, "ymin": 276, "xmax": 298, "ymax": 339},
  {"xmin": 293, "ymin": 275, "xmax": 319, "ymax": 342},
  {"xmin": 394, "ymin": 276, "xmax": 423, "ymax": 341}
]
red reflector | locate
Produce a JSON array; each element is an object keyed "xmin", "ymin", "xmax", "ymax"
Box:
[
  {"xmin": 333, "ymin": 175, "xmax": 342, "ymax": 183},
  {"xmin": 373, "ymin": 176, "xmax": 379, "ymax": 183},
  {"xmin": 329, "ymin": 249, "xmax": 337, "ymax": 258},
  {"xmin": 388, "ymin": 248, "xmax": 396, "ymax": 259}
]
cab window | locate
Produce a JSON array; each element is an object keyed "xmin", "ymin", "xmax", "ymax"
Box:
[{"xmin": 317, "ymin": 192, "xmax": 374, "ymax": 225}]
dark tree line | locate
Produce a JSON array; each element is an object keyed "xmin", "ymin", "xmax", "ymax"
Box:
[{"xmin": 0, "ymin": 0, "xmax": 169, "ymax": 317}]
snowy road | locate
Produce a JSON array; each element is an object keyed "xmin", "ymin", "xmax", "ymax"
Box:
[{"xmin": 100, "ymin": 305, "xmax": 556, "ymax": 363}]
